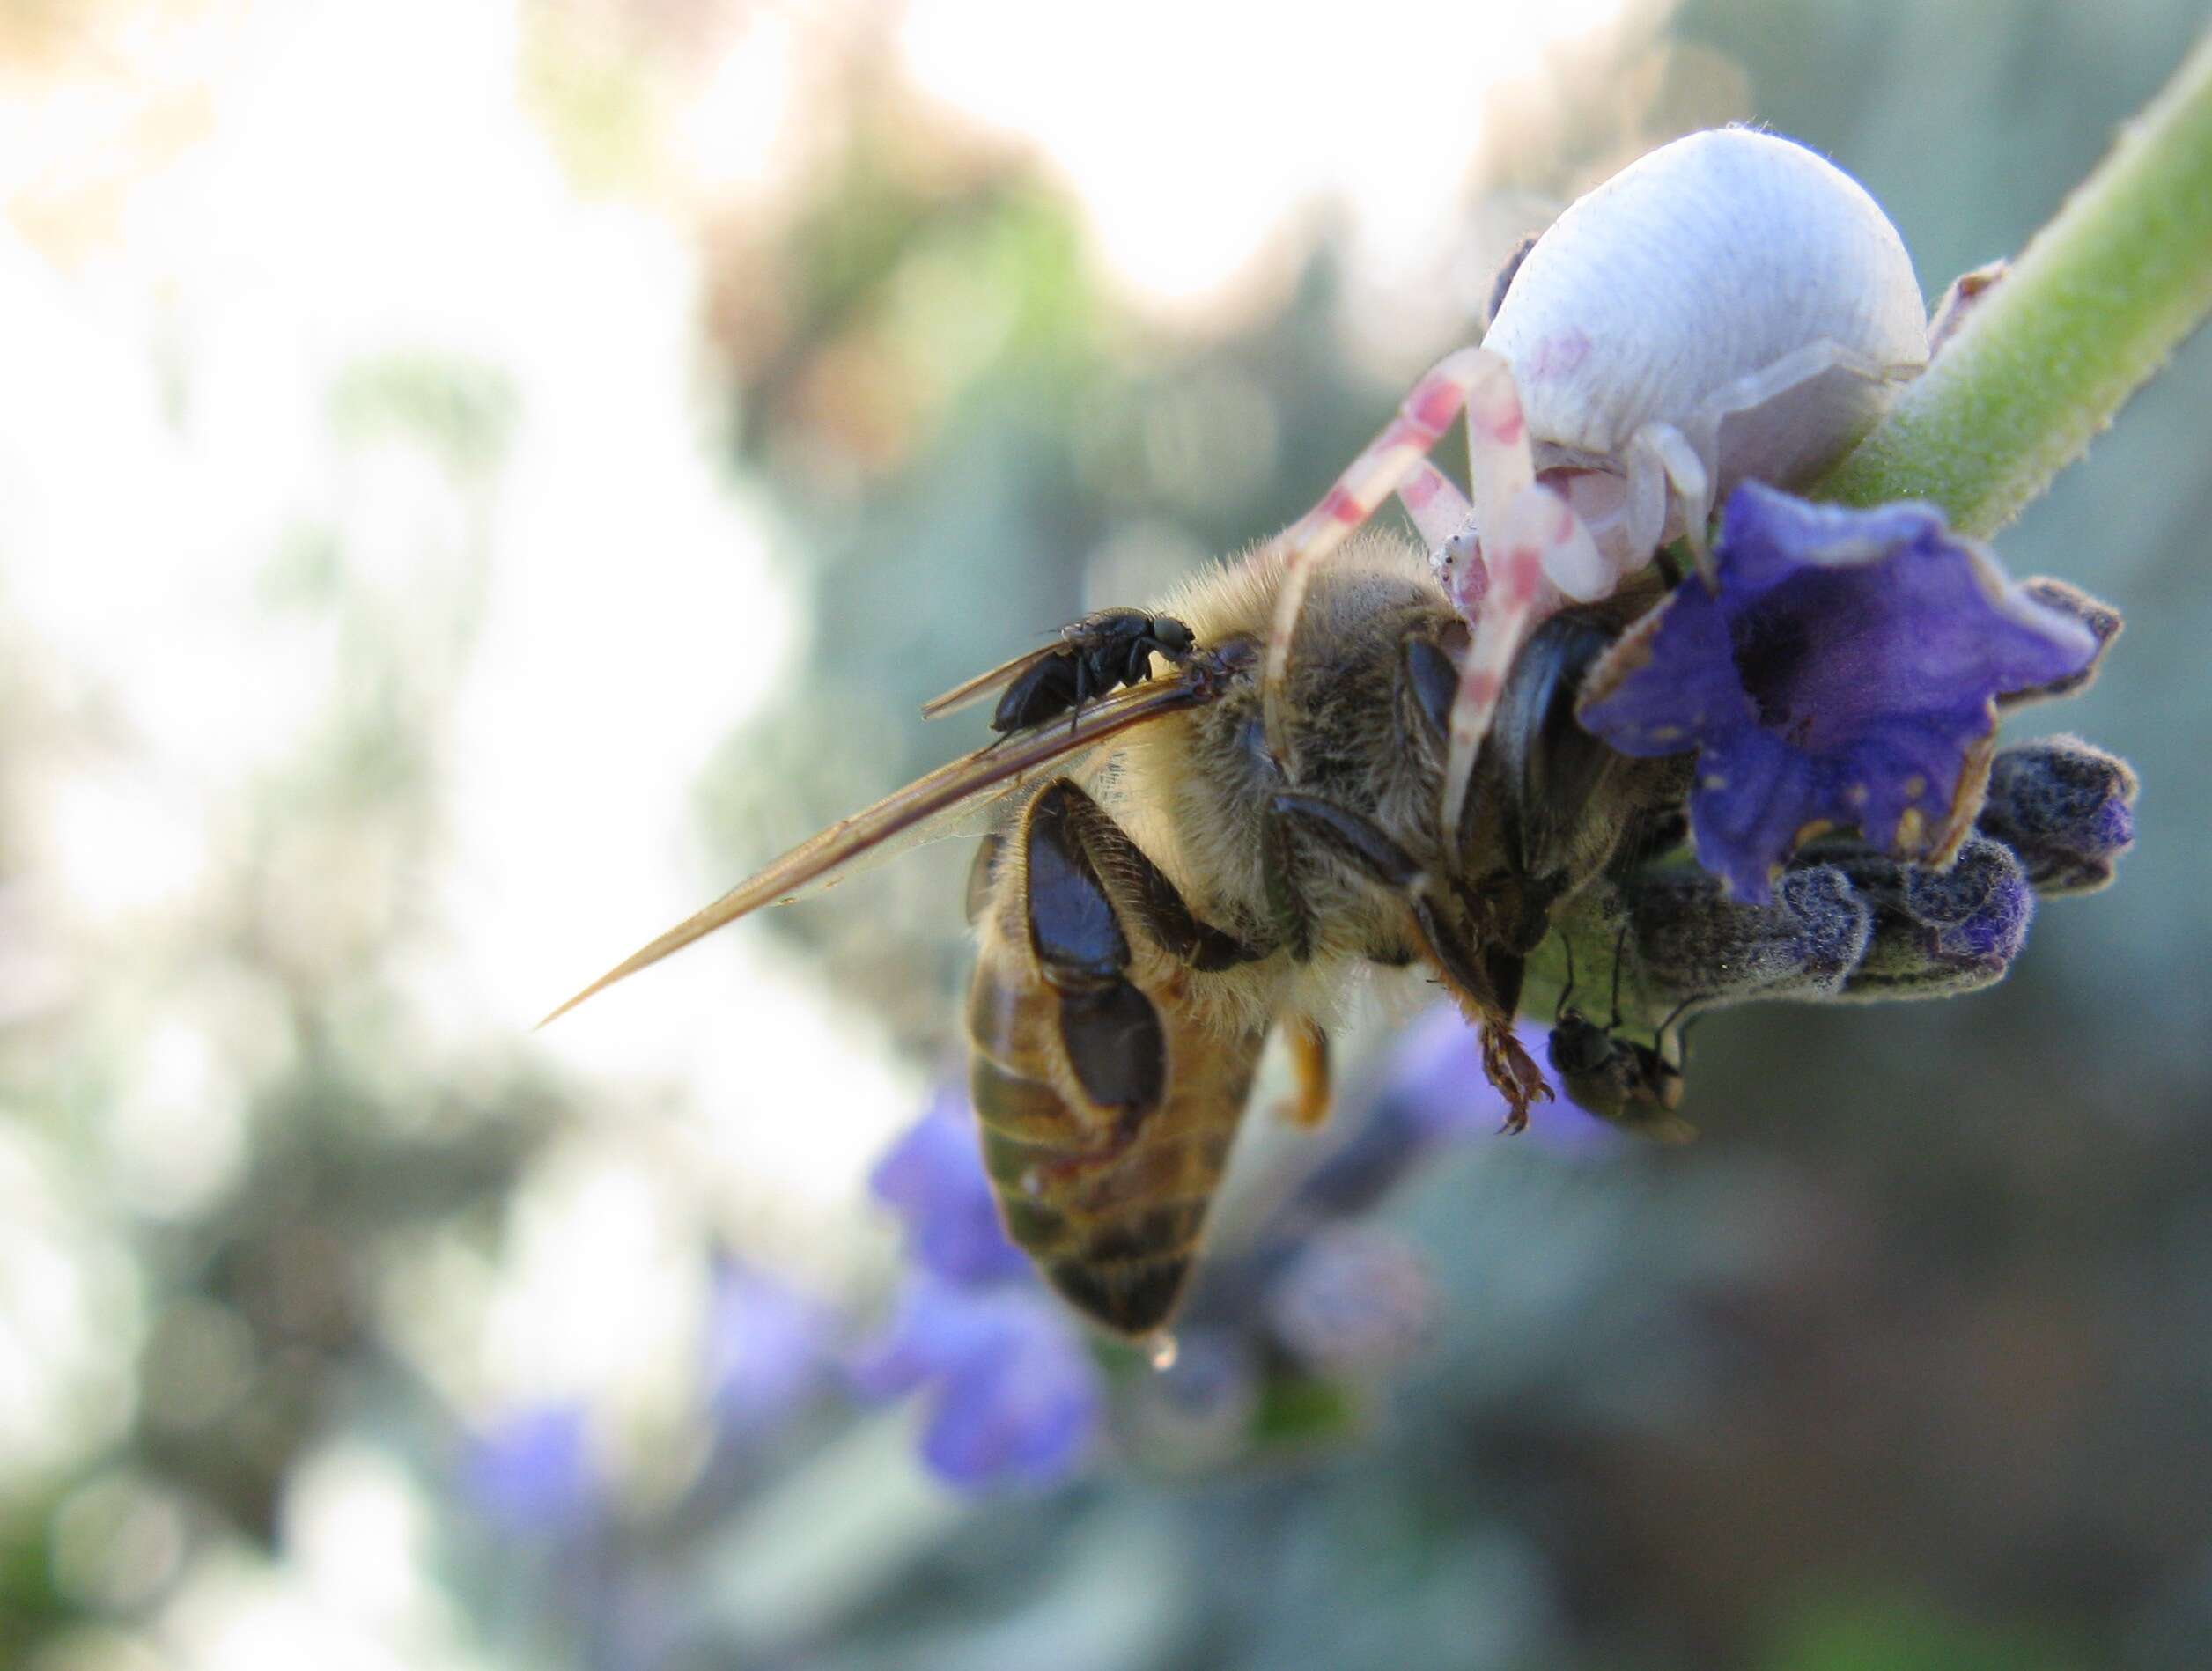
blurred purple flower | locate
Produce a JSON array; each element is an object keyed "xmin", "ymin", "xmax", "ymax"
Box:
[
  {"xmin": 461, "ymin": 1402, "xmax": 596, "ymax": 1535},
  {"xmin": 848, "ymin": 1274, "xmax": 1102, "ymax": 1492},
  {"xmin": 1580, "ymin": 483, "xmax": 2099, "ymax": 902},
  {"xmin": 869, "ymin": 1087, "xmax": 1030, "ymax": 1287},
  {"xmin": 1265, "ymin": 1225, "xmax": 1436, "ymax": 1376},
  {"xmin": 704, "ymin": 1262, "xmax": 837, "ymax": 1435},
  {"xmin": 855, "ymin": 1093, "xmax": 1107, "ymax": 1491}
]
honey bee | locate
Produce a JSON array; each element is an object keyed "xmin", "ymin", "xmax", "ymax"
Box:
[{"xmin": 543, "ymin": 535, "xmax": 1685, "ymax": 1342}]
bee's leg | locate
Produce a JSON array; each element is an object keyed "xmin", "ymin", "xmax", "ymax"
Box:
[
  {"xmin": 1276, "ymin": 1018, "xmax": 1332, "ymax": 1130},
  {"xmin": 1259, "ymin": 799, "xmax": 1317, "ymax": 964},
  {"xmin": 1397, "ymin": 631, "xmax": 1462, "ymax": 758},
  {"xmin": 1406, "ymin": 904, "xmax": 1550, "ymax": 1131},
  {"xmin": 1260, "ymin": 346, "xmax": 1506, "ymax": 769},
  {"xmin": 1021, "ymin": 778, "xmax": 1265, "ymax": 1178},
  {"xmin": 1257, "ymin": 784, "xmax": 1424, "ymax": 968},
  {"xmin": 1267, "ymin": 792, "xmax": 1551, "ymax": 1129}
]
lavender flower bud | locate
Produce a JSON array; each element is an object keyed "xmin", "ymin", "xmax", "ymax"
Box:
[
  {"xmin": 1626, "ymin": 861, "xmax": 1874, "ymax": 1005},
  {"xmin": 1823, "ymin": 835, "xmax": 2035, "ymax": 997},
  {"xmin": 1976, "ymin": 735, "xmax": 2138, "ymax": 895}
]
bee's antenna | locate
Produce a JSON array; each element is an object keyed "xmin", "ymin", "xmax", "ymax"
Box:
[{"xmin": 1556, "ymin": 934, "xmax": 1578, "ymax": 1020}]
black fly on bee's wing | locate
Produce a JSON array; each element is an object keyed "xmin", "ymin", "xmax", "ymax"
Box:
[
  {"xmin": 921, "ymin": 609, "xmax": 1199, "ymax": 734},
  {"xmin": 539, "ymin": 640, "xmax": 1253, "ymax": 1027}
]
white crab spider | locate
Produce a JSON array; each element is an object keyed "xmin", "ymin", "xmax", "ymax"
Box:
[{"xmin": 1259, "ymin": 128, "xmax": 1932, "ymax": 828}]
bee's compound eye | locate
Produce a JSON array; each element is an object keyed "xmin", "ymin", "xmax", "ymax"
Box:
[{"xmin": 1156, "ymin": 617, "xmax": 1196, "ymax": 653}]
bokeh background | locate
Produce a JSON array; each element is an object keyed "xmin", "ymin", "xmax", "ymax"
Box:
[{"xmin": 3, "ymin": 1, "xmax": 2209, "ymax": 1667}]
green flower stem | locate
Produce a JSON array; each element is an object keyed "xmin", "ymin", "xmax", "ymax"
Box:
[{"xmin": 1816, "ymin": 29, "xmax": 2212, "ymax": 534}]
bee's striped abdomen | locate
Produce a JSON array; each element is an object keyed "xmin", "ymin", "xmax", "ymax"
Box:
[{"xmin": 964, "ymin": 934, "xmax": 1263, "ymax": 1336}]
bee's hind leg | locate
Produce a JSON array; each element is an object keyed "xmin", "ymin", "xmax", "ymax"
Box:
[
  {"xmin": 1278, "ymin": 1018, "xmax": 1331, "ymax": 1130},
  {"xmin": 1267, "ymin": 791, "xmax": 1551, "ymax": 1130}
]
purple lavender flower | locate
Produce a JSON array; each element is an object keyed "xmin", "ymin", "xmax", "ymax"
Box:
[
  {"xmin": 868, "ymin": 1086, "xmax": 1030, "ymax": 1286},
  {"xmin": 1265, "ymin": 1225, "xmax": 1437, "ymax": 1376},
  {"xmin": 461, "ymin": 1402, "xmax": 597, "ymax": 1535},
  {"xmin": 852, "ymin": 1093, "xmax": 1108, "ymax": 1491},
  {"xmin": 847, "ymin": 1273, "xmax": 1102, "ymax": 1491},
  {"xmin": 1578, "ymin": 483, "xmax": 2101, "ymax": 902},
  {"xmin": 703, "ymin": 1261, "xmax": 837, "ymax": 1435}
]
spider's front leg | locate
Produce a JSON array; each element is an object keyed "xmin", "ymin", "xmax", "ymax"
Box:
[
  {"xmin": 1258, "ymin": 348, "xmax": 1616, "ymax": 837},
  {"xmin": 1259, "ymin": 346, "xmax": 1501, "ymax": 769},
  {"xmin": 1437, "ymin": 361, "xmax": 1612, "ymax": 841},
  {"xmin": 1397, "ymin": 460, "xmax": 1486, "ymax": 615}
]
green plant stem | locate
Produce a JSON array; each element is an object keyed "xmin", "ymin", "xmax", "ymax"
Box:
[{"xmin": 1816, "ymin": 28, "xmax": 2212, "ymax": 535}]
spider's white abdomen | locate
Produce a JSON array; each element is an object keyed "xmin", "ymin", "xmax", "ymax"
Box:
[{"xmin": 1483, "ymin": 128, "xmax": 1929, "ymax": 548}]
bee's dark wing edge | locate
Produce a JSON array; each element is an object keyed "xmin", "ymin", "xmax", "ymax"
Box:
[{"xmin": 537, "ymin": 657, "xmax": 1245, "ymax": 1027}]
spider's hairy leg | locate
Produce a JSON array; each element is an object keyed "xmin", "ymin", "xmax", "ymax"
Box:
[{"xmin": 1260, "ymin": 346, "xmax": 1501, "ymax": 769}]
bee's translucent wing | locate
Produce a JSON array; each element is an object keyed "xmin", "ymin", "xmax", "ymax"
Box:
[
  {"xmin": 539, "ymin": 645, "xmax": 1252, "ymax": 1027},
  {"xmin": 918, "ymin": 642, "xmax": 1059, "ymax": 720}
]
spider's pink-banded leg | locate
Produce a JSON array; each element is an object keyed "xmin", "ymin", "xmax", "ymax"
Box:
[
  {"xmin": 1396, "ymin": 460, "xmax": 1486, "ymax": 615},
  {"xmin": 1260, "ymin": 346, "xmax": 1505, "ymax": 769},
  {"xmin": 1396, "ymin": 458, "xmax": 1472, "ymax": 551},
  {"xmin": 1440, "ymin": 366, "xmax": 1608, "ymax": 836}
]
